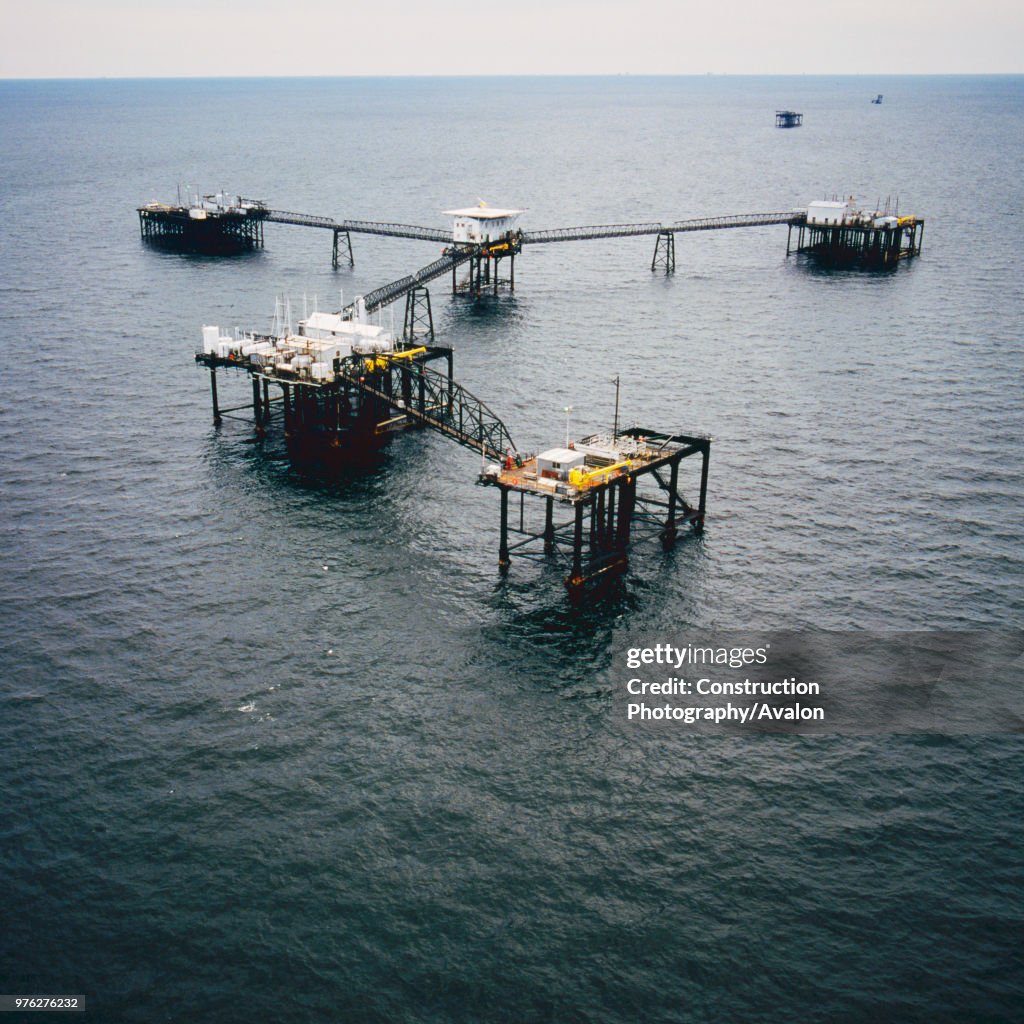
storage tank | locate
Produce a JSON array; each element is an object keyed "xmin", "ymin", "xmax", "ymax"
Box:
[{"xmin": 202, "ymin": 325, "xmax": 220, "ymax": 354}]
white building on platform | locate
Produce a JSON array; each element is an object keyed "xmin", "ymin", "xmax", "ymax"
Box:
[{"xmin": 444, "ymin": 203, "xmax": 525, "ymax": 244}]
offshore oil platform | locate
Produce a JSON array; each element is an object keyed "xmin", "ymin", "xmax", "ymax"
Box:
[
  {"xmin": 196, "ymin": 310, "xmax": 708, "ymax": 601},
  {"xmin": 140, "ymin": 189, "xmax": 923, "ymax": 279},
  {"xmin": 786, "ymin": 197, "xmax": 924, "ymax": 268},
  {"xmin": 177, "ymin": 190, "xmax": 923, "ymax": 598},
  {"xmin": 138, "ymin": 190, "xmax": 269, "ymax": 253}
]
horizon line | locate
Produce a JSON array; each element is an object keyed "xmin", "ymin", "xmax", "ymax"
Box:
[{"xmin": 3, "ymin": 71, "xmax": 1024, "ymax": 83}]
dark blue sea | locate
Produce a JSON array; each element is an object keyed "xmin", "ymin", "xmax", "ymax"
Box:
[{"xmin": 1, "ymin": 76, "xmax": 1023, "ymax": 1022}]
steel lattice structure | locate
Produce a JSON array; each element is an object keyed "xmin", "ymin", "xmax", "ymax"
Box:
[{"xmin": 336, "ymin": 357, "xmax": 517, "ymax": 462}]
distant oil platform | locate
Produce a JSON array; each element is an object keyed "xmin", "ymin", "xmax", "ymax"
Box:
[
  {"xmin": 138, "ymin": 189, "xmax": 269, "ymax": 254},
  {"xmin": 787, "ymin": 196, "xmax": 923, "ymax": 269}
]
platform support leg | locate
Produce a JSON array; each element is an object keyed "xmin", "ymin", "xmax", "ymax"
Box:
[
  {"xmin": 606, "ymin": 486, "xmax": 617, "ymax": 550},
  {"xmin": 661, "ymin": 458, "xmax": 679, "ymax": 549},
  {"xmin": 543, "ymin": 496, "xmax": 555, "ymax": 554},
  {"xmin": 209, "ymin": 367, "xmax": 222, "ymax": 426},
  {"xmin": 403, "ymin": 286, "xmax": 435, "ymax": 345},
  {"xmin": 400, "ymin": 364, "xmax": 413, "ymax": 411},
  {"xmin": 567, "ymin": 501, "xmax": 585, "ymax": 596},
  {"xmin": 332, "ymin": 229, "xmax": 354, "ymax": 269},
  {"xmin": 652, "ymin": 230, "xmax": 675, "ymax": 273},
  {"xmin": 252, "ymin": 377, "xmax": 265, "ymax": 437},
  {"xmin": 695, "ymin": 441, "xmax": 710, "ymax": 533},
  {"xmin": 499, "ymin": 487, "xmax": 510, "ymax": 573},
  {"xmin": 616, "ymin": 477, "xmax": 635, "ymax": 548},
  {"xmin": 566, "ymin": 502, "xmax": 588, "ymax": 604}
]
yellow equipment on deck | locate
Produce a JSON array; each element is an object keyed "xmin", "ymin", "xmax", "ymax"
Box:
[
  {"xmin": 363, "ymin": 347, "xmax": 427, "ymax": 372},
  {"xmin": 568, "ymin": 460, "xmax": 633, "ymax": 489}
]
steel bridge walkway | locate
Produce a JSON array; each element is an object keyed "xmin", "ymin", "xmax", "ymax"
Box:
[
  {"xmin": 348, "ymin": 212, "xmax": 804, "ymax": 312},
  {"xmin": 266, "ymin": 210, "xmax": 450, "ymax": 243},
  {"xmin": 521, "ymin": 211, "xmax": 801, "ymax": 244},
  {"xmin": 336, "ymin": 357, "xmax": 516, "ymax": 462},
  {"xmin": 267, "ymin": 207, "xmax": 804, "ymax": 313},
  {"xmin": 266, "ymin": 208, "xmax": 801, "ymax": 246},
  {"xmin": 343, "ymin": 246, "xmax": 481, "ymax": 317}
]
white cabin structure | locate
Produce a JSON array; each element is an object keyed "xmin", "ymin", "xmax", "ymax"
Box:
[
  {"xmin": 444, "ymin": 204, "xmax": 525, "ymax": 244},
  {"xmin": 806, "ymin": 200, "xmax": 856, "ymax": 226},
  {"xmin": 536, "ymin": 447, "xmax": 586, "ymax": 481}
]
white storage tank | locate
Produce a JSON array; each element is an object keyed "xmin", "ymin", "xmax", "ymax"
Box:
[
  {"xmin": 202, "ymin": 325, "xmax": 220, "ymax": 354},
  {"xmin": 348, "ymin": 323, "xmax": 395, "ymax": 354},
  {"xmin": 241, "ymin": 341, "xmax": 274, "ymax": 357}
]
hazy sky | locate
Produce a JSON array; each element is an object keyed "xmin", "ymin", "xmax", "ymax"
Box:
[{"xmin": 2, "ymin": 0, "xmax": 1022, "ymax": 77}]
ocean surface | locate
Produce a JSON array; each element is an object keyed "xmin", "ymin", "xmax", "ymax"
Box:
[{"xmin": 1, "ymin": 75, "xmax": 1022, "ymax": 1021}]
